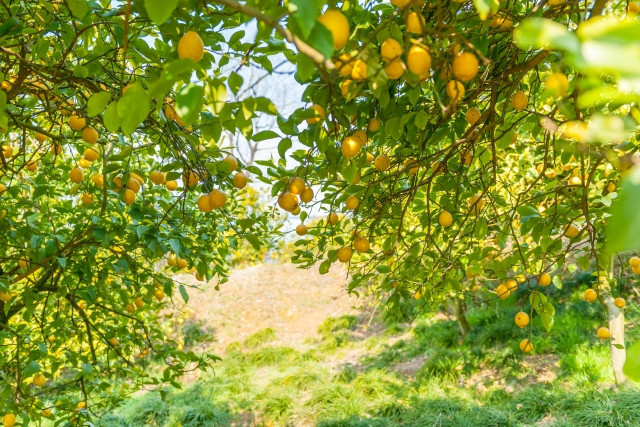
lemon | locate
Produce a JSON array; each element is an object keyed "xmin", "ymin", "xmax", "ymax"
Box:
[
  {"xmin": 178, "ymin": 31, "xmax": 204, "ymax": 62},
  {"xmin": 295, "ymin": 224, "xmax": 308, "ymax": 236},
  {"xmin": 337, "ymin": 246, "xmax": 353, "ymax": 262},
  {"xmin": 34, "ymin": 132, "xmax": 47, "ymax": 143},
  {"xmin": 300, "ymin": 186, "xmax": 314, "ymax": 203},
  {"xmin": 512, "ymin": 91, "xmax": 528, "ymax": 111},
  {"xmin": 452, "ymin": 52, "xmax": 479, "ymax": 81},
  {"xmin": 277, "ymin": 192, "xmax": 298, "ymax": 212},
  {"xmin": 564, "ymin": 224, "xmax": 579, "ymax": 238},
  {"xmin": 465, "ymin": 107, "xmax": 481, "ymax": 125},
  {"xmin": 80, "ymin": 193, "xmax": 93, "ymax": 205},
  {"xmin": 384, "ymin": 59, "xmax": 405, "ymax": 80},
  {"xmin": 82, "ymin": 127, "xmax": 99, "ymax": 144},
  {"xmin": 351, "ymin": 59, "xmax": 368, "ymax": 81},
  {"xmin": 381, "ymin": 38, "xmax": 402, "ymax": 62},
  {"xmin": 83, "ymin": 147, "xmax": 99, "ymax": 162},
  {"xmin": 519, "ymin": 339, "xmax": 533, "ymax": 352},
  {"xmin": 374, "ymin": 154, "xmax": 391, "ymax": 171},
  {"xmin": 150, "ymin": 171, "xmax": 165, "ymax": 185},
  {"xmin": 306, "ymin": 104, "xmax": 326, "ymax": 125},
  {"xmin": 407, "ymin": 45, "xmax": 431, "ymax": 76},
  {"xmin": 327, "ymin": 212, "xmax": 339, "ymax": 225},
  {"xmin": 353, "ymin": 236, "xmax": 370, "ymax": 253},
  {"xmin": 33, "ymin": 373, "xmax": 47, "ymax": 386},
  {"xmin": 123, "ymin": 188, "xmax": 136, "ymax": 205},
  {"xmin": 209, "ymin": 189, "xmax": 227, "ymax": 208},
  {"xmin": 233, "ymin": 171, "xmax": 248, "ymax": 189},
  {"xmin": 515, "ymin": 312, "xmax": 529, "ymax": 328},
  {"xmin": 545, "ymin": 73, "xmax": 569, "ymax": 97},
  {"xmin": 318, "ymin": 9, "xmax": 350, "ymax": 49},
  {"xmin": 166, "ymin": 180, "xmax": 178, "ymax": 191},
  {"xmin": 2, "ymin": 413, "xmax": 16, "ymax": 427},
  {"xmin": 69, "ymin": 167, "xmax": 84, "ymax": 183},
  {"xmin": 496, "ymin": 284, "xmax": 510, "ymax": 300},
  {"xmin": 341, "ymin": 136, "xmax": 360, "ymax": 159},
  {"xmin": 597, "ymin": 327, "xmax": 610, "ymax": 339},
  {"xmin": 584, "ymin": 288, "xmax": 597, "ymax": 303},
  {"xmin": 345, "ymin": 195, "xmax": 359, "ymax": 210},
  {"xmin": 405, "ymin": 12, "xmax": 425, "ymax": 34},
  {"xmin": 439, "ymin": 211, "xmax": 452, "ymax": 228},
  {"xmin": 289, "ymin": 177, "xmax": 306, "ymax": 194},
  {"xmin": 614, "ymin": 297, "xmax": 626, "ymax": 308},
  {"xmin": 538, "ymin": 273, "xmax": 551, "ymax": 287},
  {"xmin": 368, "ymin": 118, "xmax": 381, "ymax": 132},
  {"xmin": 469, "ymin": 194, "xmax": 483, "ymax": 215},
  {"xmin": 224, "ymin": 155, "xmax": 238, "ymax": 171},
  {"xmin": 335, "ymin": 53, "xmax": 354, "ymax": 76},
  {"xmin": 446, "ymin": 80, "xmax": 465, "ymax": 102},
  {"xmin": 197, "ymin": 195, "xmax": 213, "ymax": 213},
  {"xmin": 69, "ymin": 115, "xmax": 85, "ymax": 130}
]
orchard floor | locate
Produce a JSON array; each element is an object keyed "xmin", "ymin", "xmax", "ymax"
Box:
[{"xmin": 105, "ymin": 265, "xmax": 640, "ymax": 427}]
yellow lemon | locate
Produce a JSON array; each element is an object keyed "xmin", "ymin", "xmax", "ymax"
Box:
[
  {"xmin": 318, "ymin": 9, "xmax": 350, "ymax": 49},
  {"xmin": 374, "ymin": 154, "xmax": 391, "ymax": 171},
  {"xmin": 512, "ymin": 91, "xmax": 528, "ymax": 111},
  {"xmin": 446, "ymin": 80, "xmax": 465, "ymax": 102},
  {"xmin": 407, "ymin": 45, "xmax": 431, "ymax": 76},
  {"xmin": 233, "ymin": 171, "xmax": 248, "ymax": 189},
  {"xmin": 381, "ymin": 38, "xmax": 402, "ymax": 62},
  {"xmin": 384, "ymin": 59, "xmax": 406, "ymax": 80},
  {"xmin": 178, "ymin": 31, "xmax": 205, "ymax": 62},
  {"xmin": 515, "ymin": 312, "xmax": 529, "ymax": 328},
  {"xmin": 439, "ymin": 211, "xmax": 452, "ymax": 228},
  {"xmin": 452, "ymin": 52, "xmax": 479, "ymax": 82},
  {"xmin": 209, "ymin": 189, "xmax": 227, "ymax": 209}
]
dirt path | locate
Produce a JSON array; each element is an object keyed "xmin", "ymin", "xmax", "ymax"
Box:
[{"xmin": 176, "ymin": 263, "xmax": 360, "ymax": 352}]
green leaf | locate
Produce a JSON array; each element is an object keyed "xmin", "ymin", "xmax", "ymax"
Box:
[
  {"xmin": 228, "ymin": 72, "xmax": 243, "ymax": 95},
  {"xmin": 319, "ymin": 259, "xmax": 331, "ymax": 274},
  {"xmin": 606, "ymin": 165, "xmax": 640, "ymax": 254},
  {"xmin": 307, "ymin": 23, "xmax": 333, "ymax": 60},
  {"xmin": 87, "ymin": 92, "xmax": 112, "ymax": 117},
  {"xmin": 342, "ymin": 161, "xmax": 357, "ymax": 185},
  {"xmin": 623, "ymin": 341, "xmax": 640, "ymax": 381},
  {"xmin": 552, "ymin": 275, "xmax": 563, "ymax": 289},
  {"xmin": 144, "ymin": 0, "xmax": 179, "ymax": 25},
  {"xmin": 117, "ymin": 83, "xmax": 150, "ymax": 135},
  {"xmin": 175, "ymin": 84, "xmax": 204, "ymax": 127},
  {"xmin": 514, "ymin": 18, "xmax": 580, "ymax": 55},
  {"xmin": 290, "ymin": 0, "xmax": 322, "ymax": 38},
  {"xmin": 103, "ymin": 101, "xmax": 120, "ymax": 132},
  {"xmin": 278, "ymin": 138, "xmax": 292, "ymax": 159},
  {"xmin": 541, "ymin": 312, "xmax": 554, "ymax": 332},
  {"xmin": 252, "ymin": 130, "xmax": 279, "ymax": 142},
  {"xmin": 68, "ymin": 0, "xmax": 89, "ymax": 19},
  {"xmin": 206, "ymin": 79, "xmax": 227, "ymax": 114},
  {"xmin": 178, "ymin": 285, "xmax": 189, "ymax": 303}
]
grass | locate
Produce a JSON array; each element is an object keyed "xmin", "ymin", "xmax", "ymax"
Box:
[{"xmin": 106, "ymin": 274, "xmax": 640, "ymax": 426}]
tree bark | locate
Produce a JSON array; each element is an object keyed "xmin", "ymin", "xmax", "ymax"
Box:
[
  {"xmin": 452, "ymin": 298, "xmax": 472, "ymax": 336},
  {"xmin": 603, "ymin": 294, "xmax": 626, "ymax": 385}
]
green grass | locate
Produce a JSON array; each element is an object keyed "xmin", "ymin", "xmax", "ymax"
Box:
[{"xmin": 107, "ymin": 274, "xmax": 640, "ymax": 427}]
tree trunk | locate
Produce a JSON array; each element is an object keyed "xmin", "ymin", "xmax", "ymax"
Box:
[
  {"xmin": 603, "ymin": 294, "xmax": 627, "ymax": 385},
  {"xmin": 452, "ymin": 298, "xmax": 472, "ymax": 336}
]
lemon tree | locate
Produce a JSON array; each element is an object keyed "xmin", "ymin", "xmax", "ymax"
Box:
[
  {"xmin": 257, "ymin": 0, "xmax": 640, "ymax": 386},
  {"xmin": 2, "ymin": 0, "xmax": 640, "ymax": 424},
  {"xmin": 0, "ymin": 0, "xmax": 288, "ymax": 423}
]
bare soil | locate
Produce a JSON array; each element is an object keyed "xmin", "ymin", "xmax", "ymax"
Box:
[{"xmin": 175, "ymin": 263, "xmax": 361, "ymax": 352}]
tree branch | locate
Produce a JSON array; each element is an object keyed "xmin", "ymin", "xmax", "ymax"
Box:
[{"xmin": 207, "ymin": 0, "xmax": 334, "ymax": 70}]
